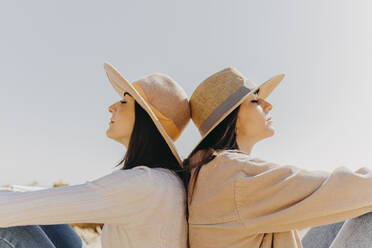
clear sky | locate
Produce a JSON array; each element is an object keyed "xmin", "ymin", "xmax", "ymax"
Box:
[{"xmin": 1, "ymin": 0, "xmax": 371, "ymax": 187}]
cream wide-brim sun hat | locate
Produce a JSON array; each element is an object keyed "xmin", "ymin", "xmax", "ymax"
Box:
[
  {"xmin": 189, "ymin": 67, "xmax": 285, "ymax": 155},
  {"xmin": 104, "ymin": 62, "xmax": 190, "ymax": 167}
]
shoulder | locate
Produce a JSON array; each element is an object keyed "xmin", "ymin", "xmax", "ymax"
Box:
[
  {"xmin": 206, "ymin": 149, "xmax": 263, "ymax": 170},
  {"xmin": 91, "ymin": 166, "xmax": 153, "ymax": 184},
  {"xmin": 215, "ymin": 149, "xmax": 268, "ymax": 165},
  {"xmin": 87, "ymin": 166, "xmax": 162, "ymax": 193},
  {"xmin": 149, "ymin": 167, "xmax": 184, "ymax": 188},
  {"xmin": 198, "ymin": 150, "xmax": 280, "ymax": 180},
  {"xmin": 117, "ymin": 166, "xmax": 185, "ymax": 192},
  {"xmin": 88, "ymin": 166, "xmax": 185, "ymax": 198},
  {"xmin": 214, "ymin": 151, "xmax": 327, "ymax": 180}
]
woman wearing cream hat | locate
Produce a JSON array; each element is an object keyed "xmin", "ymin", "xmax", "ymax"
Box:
[
  {"xmin": 185, "ymin": 67, "xmax": 372, "ymax": 248},
  {"xmin": 0, "ymin": 62, "xmax": 190, "ymax": 248}
]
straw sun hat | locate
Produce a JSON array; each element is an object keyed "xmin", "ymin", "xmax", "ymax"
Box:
[
  {"xmin": 103, "ymin": 62, "xmax": 190, "ymax": 167},
  {"xmin": 190, "ymin": 67, "xmax": 285, "ymax": 153}
]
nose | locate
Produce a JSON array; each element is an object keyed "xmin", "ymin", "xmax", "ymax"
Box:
[
  {"xmin": 265, "ymin": 103, "xmax": 272, "ymax": 112},
  {"xmin": 260, "ymin": 99, "xmax": 272, "ymax": 113},
  {"xmin": 108, "ymin": 103, "xmax": 116, "ymax": 113}
]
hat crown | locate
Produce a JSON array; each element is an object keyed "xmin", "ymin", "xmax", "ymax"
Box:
[
  {"xmin": 135, "ymin": 73, "xmax": 190, "ymax": 139},
  {"xmin": 190, "ymin": 67, "xmax": 257, "ymax": 136},
  {"xmin": 104, "ymin": 61, "xmax": 191, "ymax": 167}
]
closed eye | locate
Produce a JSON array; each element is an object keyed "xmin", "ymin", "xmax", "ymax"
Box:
[
  {"xmin": 120, "ymin": 100, "xmax": 127, "ymax": 104},
  {"xmin": 251, "ymin": 100, "xmax": 259, "ymax": 104}
]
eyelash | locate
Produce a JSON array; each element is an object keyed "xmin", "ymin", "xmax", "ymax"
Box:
[
  {"xmin": 120, "ymin": 100, "xmax": 126, "ymax": 104},
  {"xmin": 251, "ymin": 100, "xmax": 259, "ymax": 103}
]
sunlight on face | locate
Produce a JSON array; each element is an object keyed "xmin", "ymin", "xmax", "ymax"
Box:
[
  {"xmin": 106, "ymin": 92, "xmax": 136, "ymax": 147},
  {"xmin": 236, "ymin": 92, "xmax": 275, "ymax": 144}
]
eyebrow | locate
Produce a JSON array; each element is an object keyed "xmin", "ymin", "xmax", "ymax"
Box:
[
  {"xmin": 253, "ymin": 88, "xmax": 260, "ymax": 95},
  {"xmin": 123, "ymin": 92, "xmax": 132, "ymax": 97}
]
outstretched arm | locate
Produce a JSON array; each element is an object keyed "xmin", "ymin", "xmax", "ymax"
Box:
[
  {"xmin": 0, "ymin": 166, "xmax": 156, "ymax": 227},
  {"xmin": 220, "ymin": 152, "xmax": 372, "ymax": 234}
]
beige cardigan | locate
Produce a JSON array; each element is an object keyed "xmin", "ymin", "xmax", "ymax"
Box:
[
  {"xmin": 0, "ymin": 166, "xmax": 188, "ymax": 248},
  {"xmin": 188, "ymin": 150, "xmax": 372, "ymax": 248}
]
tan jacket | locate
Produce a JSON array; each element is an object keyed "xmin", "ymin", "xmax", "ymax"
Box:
[{"xmin": 188, "ymin": 150, "xmax": 372, "ymax": 248}]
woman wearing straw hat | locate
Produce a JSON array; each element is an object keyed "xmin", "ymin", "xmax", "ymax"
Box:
[
  {"xmin": 0, "ymin": 62, "xmax": 190, "ymax": 248},
  {"xmin": 185, "ymin": 67, "xmax": 372, "ymax": 248}
]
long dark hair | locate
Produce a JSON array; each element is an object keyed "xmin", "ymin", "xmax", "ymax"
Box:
[
  {"xmin": 113, "ymin": 101, "xmax": 189, "ymax": 188},
  {"xmin": 183, "ymin": 105, "xmax": 242, "ymax": 199}
]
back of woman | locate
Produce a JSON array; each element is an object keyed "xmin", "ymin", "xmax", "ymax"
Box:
[
  {"xmin": 188, "ymin": 150, "xmax": 306, "ymax": 248},
  {"xmin": 185, "ymin": 67, "xmax": 372, "ymax": 248},
  {"xmin": 100, "ymin": 166, "xmax": 188, "ymax": 247},
  {"xmin": 0, "ymin": 62, "xmax": 190, "ymax": 248}
]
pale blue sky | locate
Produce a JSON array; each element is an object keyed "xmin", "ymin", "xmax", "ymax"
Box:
[{"xmin": 1, "ymin": 0, "xmax": 371, "ymax": 186}]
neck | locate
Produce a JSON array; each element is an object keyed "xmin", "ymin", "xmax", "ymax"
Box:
[
  {"xmin": 117, "ymin": 138, "xmax": 129, "ymax": 148},
  {"xmin": 236, "ymin": 134, "xmax": 256, "ymax": 155}
]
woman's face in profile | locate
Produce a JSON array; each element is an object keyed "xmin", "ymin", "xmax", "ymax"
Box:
[
  {"xmin": 106, "ymin": 92, "xmax": 136, "ymax": 147},
  {"xmin": 236, "ymin": 93, "xmax": 275, "ymax": 143}
]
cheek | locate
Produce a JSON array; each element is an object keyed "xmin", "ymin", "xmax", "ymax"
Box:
[
  {"xmin": 238, "ymin": 108, "xmax": 266, "ymax": 134},
  {"xmin": 247, "ymin": 115, "xmax": 266, "ymax": 132},
  {"xmin": 251, "ymin": 107, "xmax": 266, "ymax": 127},
  {"xmin": 112, "ymin": 109, "xmax": 135, "ymax": 137},
  {"xmin": 117, "ymin": 119, "xmax": 134, "ymax": 136}
]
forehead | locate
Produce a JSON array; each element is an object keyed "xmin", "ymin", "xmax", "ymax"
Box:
[
  {"xmin": 121, "ymin": 92, "xmax": 134, "ymax": 100},
  {"xmin": 241, "ymin": 90, "xmax": 259, "ymax": 104},
  {"xmin": 247, "ymin": 91, "xmax": 259, "ymax": 99},
  {"xmin": 112, "ymin": 92, "xmax": 133, "ymax": 105}
]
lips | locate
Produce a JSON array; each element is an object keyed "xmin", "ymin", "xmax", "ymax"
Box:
[{"xmin": 266, "ymin": 117, "xmax": 272, "ymax": 121}]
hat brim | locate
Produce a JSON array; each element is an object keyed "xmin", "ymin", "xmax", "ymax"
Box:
[
  {"xmin": 103, "ymin": 61, "xmax": 184, "ymax": 168},
  {"xmin": 189, "ymin": 73, "xmax": 285, "ymax": 156}
]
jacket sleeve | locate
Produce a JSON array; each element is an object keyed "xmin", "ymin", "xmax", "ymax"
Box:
[
  {"xmin": 0, "ymin": 166, "xmax": 157, "ymax": 227},
  {"xmin": 223, "ymin": 151, "xmax": 372, "ymax": 234}
]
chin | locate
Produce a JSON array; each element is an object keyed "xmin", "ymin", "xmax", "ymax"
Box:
[
  {"xmin": 106, "ymin": 133, "xmax": 120, "ymax": 143},
  {"xmin": 268, "ymin": 128, "xmax": 275, "ymax": 137},
  {"xmin": 264, "ymin": 128, "xmax": 275, "ymax": 139},
  {"xmin": 106, "ymin": 129, "xmax": 115, "ymax": 139}
]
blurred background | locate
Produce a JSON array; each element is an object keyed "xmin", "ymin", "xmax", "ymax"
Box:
[{"xmin": 0, "ymin": 0, "xmax": 371, "ymax": 187}]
